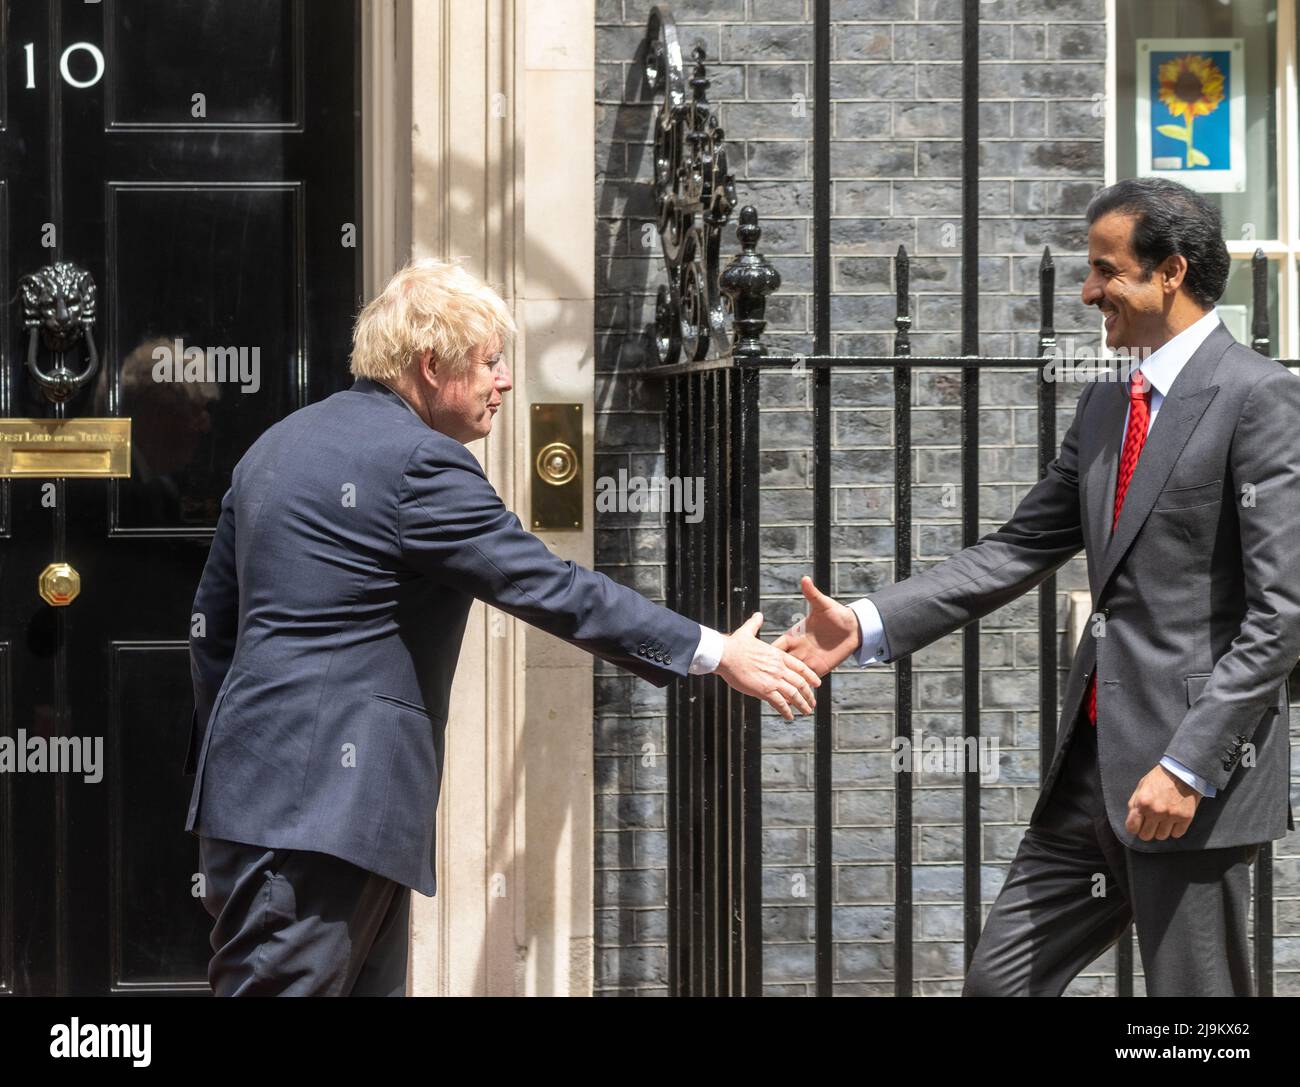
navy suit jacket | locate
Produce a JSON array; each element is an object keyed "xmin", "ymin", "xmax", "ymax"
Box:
[{"xmin": 185, "ymin": 377, "xmax": 701, "ymax": 894}]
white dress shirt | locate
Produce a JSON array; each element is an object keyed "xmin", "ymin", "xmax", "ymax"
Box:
[
  {"xmin": 847, "ymin": 308, "xmax": 1225, "ymax": 796},
  {"xmin": 372, "ymin": 377, "xmax": 726, "ymax": 675}
]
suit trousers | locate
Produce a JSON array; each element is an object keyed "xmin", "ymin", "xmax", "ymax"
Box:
[
  {"xmin": 198, "ymin": 835, "xmax": 411, "ymax": 996},
  {"xmin": 963, "ymin": 713, "xmax": 1259, "ymax": 997}
]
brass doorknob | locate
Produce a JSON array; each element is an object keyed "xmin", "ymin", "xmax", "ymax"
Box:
[{"xmin": 39, "ymin": 562, "xmax": 80, "ymax": 606}]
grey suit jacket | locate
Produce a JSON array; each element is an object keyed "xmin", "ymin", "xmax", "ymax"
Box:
[
  {"xmin": 184, "ymin": 377, "xmax": 701, "ymax": 894},
  {"xmin": 869, "ymin": 322, "xmax": 1300, "ymax": 851}
]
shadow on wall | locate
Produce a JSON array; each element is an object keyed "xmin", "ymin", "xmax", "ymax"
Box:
[
  {"xmin": 590, "ymin": 33, "xmax": 692, "ymax": 990},
  {"xmin": 597, "ymin": 30, "xmax": 682, "ymax": 387}
]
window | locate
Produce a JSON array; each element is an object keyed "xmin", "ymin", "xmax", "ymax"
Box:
[{"xmin": 1111, "ymin": 0, "xmax": 1297, "ymax": 353}]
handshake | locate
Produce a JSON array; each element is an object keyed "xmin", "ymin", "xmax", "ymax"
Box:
[{"xmin": 715, "ymin": 576, "xmax": 864, "ymax": 721}]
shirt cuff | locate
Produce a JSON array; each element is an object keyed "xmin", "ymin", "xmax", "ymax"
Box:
[
  {"xmin": 689, "ymin": 624, "xmax": 725, "ymax": 675},
  {"xmin": 1160, "ymin": 755, "xmax": 1217, "ymax": 798},
  {"xmin": 846, "ymin": 598, "xmax": 890, "ymax": 667}
]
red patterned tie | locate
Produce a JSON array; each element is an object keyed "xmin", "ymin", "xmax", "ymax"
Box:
[{"xmin": 1087, "ymin": 370, "xmax": 1151, "ymax": 726}]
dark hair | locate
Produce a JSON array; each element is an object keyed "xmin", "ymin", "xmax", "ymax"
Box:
[{"xmin": 1084, "ymin": 178, "xmax": 1231, "ymax": 308}]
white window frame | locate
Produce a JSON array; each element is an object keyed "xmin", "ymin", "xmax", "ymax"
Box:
[{"xmin": 1105, "ymin": 0, "xmax": 1300, "ymax": 356}]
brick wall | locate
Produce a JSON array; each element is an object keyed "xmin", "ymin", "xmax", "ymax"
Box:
[{"xmin": 593, "ymin": 0, "xmax": 1295, "ymax": 996}]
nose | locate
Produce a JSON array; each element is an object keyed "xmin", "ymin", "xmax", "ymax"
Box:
[
  {"xmin": 1081, "ymin": 270, "xmax": 1102, "ymax": 307},
  {"xmin": 494, "ymin": 363, "xmax": 513, "ymax": 392}
]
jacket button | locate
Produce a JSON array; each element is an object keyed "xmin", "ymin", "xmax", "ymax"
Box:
[
  {"xmin": 1101, "ymin": 607, "xmax": 1110, "ymax": 619},
  {"xmin": 665, "ymin": 653, "xmax": 672, "ymax": 665},
  {"xmin": 1223, "ymin": 759, "xmax": 1235, "ymax": 771}
]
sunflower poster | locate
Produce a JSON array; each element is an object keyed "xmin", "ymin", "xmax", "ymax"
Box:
[{"xmin": 1136, "ymin": 38, "xmax": 1246, "ymax": 194}]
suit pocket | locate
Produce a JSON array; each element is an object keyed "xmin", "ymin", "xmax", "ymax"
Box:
[
  {"xmin": 1153, "ymin": 478, "xmax": 1222, "ymax": 511},
  {"xmin": 371, "ymin": 691, "xmax": 433, "ymax": 718},
  {"xmin": 370, "ymin": 696, "xmax": 445, "ymax": 860},
  {"xmin": 1186, "ymin": 671, "xmax": 1280, "ymax": 715},
  {"xmin": 1185, "ymin": 672, "xmax": 1212, "ymax": 705},
  {"xmin": 184, "ymin": 707, "xmax": 200, "ymax": 776}
]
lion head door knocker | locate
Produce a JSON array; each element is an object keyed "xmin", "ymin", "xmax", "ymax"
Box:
[{"xmin": 19, "ymin": 262, "xmax": 100, "ymax": 404}]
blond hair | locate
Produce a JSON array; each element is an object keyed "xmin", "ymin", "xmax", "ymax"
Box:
[{"xmin": 350, "ymin": 258, "xmax": 517, "ymax": 381}]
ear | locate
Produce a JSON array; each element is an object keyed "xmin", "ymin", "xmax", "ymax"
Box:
[{"xmin": 1161, "ymin": 253, "xmax": 1189, "ymax": 296}]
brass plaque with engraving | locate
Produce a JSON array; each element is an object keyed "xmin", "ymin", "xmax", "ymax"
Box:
[{"xmin": 0, "ymin": 418, "xmax": 132, "ymax": 478}]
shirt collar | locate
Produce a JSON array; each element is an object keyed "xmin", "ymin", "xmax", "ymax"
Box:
[
  {"xmin": 1132, "ymin": 307, "xmax": 1221, "ymax": 398},
  {"xmin": 378, "ymin": 378, "xmax": 422, "ymax": 418}
]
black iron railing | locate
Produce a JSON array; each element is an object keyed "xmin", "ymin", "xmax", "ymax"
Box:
[{"xmin": 638, "ymin": 2, "xmax": 1288, "ymax": 997}]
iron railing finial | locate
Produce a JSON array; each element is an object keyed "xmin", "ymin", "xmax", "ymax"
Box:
[{"xmin": 719, "ymin": 207, "xmax": 780, "ymax": 358}]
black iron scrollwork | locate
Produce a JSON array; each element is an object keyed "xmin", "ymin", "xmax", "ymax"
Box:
[
  {"xmin": 19, "ymin": 261, "xmax": 100, "ymax": 404},
  {"xmin": 644, "ymin": 6, "xmax": 780, "ymax": 363}
]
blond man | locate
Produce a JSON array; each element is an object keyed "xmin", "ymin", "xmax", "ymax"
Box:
[{"xmin": 184, "ymin": 259, "xmax": 818, "ymax": 996}]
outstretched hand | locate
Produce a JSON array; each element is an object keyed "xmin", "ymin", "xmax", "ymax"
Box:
[
  {"xmin": 772, "ymin": 576, "xmax": 862, "ymax": 677},
  {"xmin": 716, "ymin": 611, "xmax": 821, "ymax": 721}
]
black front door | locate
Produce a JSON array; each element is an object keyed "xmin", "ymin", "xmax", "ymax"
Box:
[{"xmin": 1, "ymin": 0, "xmax": 360, "ymax": 995}]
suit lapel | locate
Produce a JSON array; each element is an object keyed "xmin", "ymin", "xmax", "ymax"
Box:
[
  {"xmin": 1083, "ymin": 381, "xmax": 1126, "ymax": 576},
  {"xmin": 1083, "ymin": 322, "xmax": 1233, "ymax": 597}
]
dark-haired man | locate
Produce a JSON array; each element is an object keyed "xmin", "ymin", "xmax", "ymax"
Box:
[{"xmin": 779, "ymin": 177, "xmax": 1300, "ymax": 996}]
